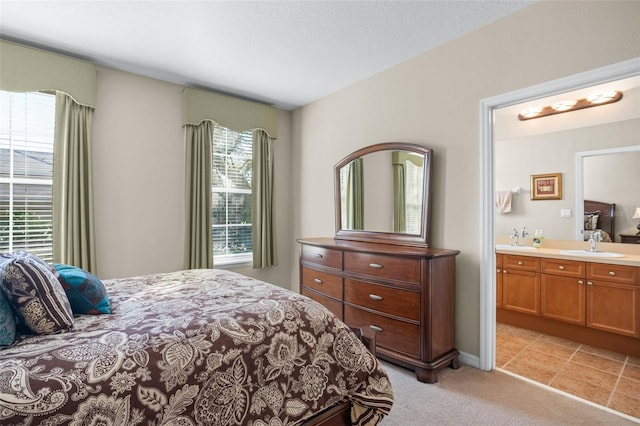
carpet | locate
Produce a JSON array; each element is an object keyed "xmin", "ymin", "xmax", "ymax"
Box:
[{"xmin": 380, "ymin": 361, "xmax": 638, "ymax": 425}]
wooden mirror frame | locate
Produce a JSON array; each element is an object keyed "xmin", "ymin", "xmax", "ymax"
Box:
[{"xmin": 334, "ymin": 142, "xmax": 432, "ymax": 247}]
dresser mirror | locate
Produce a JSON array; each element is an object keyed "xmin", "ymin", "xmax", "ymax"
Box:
[{"xmin": 334, "ymin": 142, "xmax": 431, "ymax": 247}]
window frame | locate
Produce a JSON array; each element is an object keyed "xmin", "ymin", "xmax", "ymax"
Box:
[
  {"xmin": 211, "ymin": 125, "xmax": 253, "ymax": 266},
  {"xmin": 0, "ymin": 90, "xmax": 55, "ymax": 262}
]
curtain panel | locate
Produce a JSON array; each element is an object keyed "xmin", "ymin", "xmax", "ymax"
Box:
[
  {"xmin": 345, "ymin": 158, "xmax": 364, "ymax": 230},
  {"xmin": 183, "ymin": 121, "xmax": 214, "ymax": 270},
  {"xmin": 252, "ymin": 129, "xmax": 277, "ymax": 268},
  {"xmin": 53, "ymin": 92, "xmax": 97, "ymax": 273}
]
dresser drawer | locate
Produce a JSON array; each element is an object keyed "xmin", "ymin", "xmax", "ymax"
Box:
[
  {"xmin": 344, "ymin": 305, "xmax": 420, "ymax": 358},
  {"xmin": 503, "ymin": 255, "xmax": 540, "ymax": 272},
  {"xmin": 344, "ymin": 251, "xmax": 420, "ymax": 284},
  {"xmin": 541, "ymin": 258, "xmax": 585, "ymax": 278},
  {"xmin": 587, "ymin": 263, "xmax": 639, "ymax": 285},
  {"xmin": 302, "ymin": 288, "xmax": 343, "ymax": 321},
  {"xmin": 301, "ymin": 267, "xmax": 343, "ymax": 300},
  {"xmin": 301, "ymin": 245, "xmax": 342, "ymax": 270},
  {"xmin": 344, "ymin": 279, "xmax": 419, "ymax": 321}
]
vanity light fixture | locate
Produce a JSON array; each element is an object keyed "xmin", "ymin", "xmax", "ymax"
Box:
[
  {"xmin": 518, "ymin": 90, "xmax": 623, "ymax": 121},
  {"xmin": 633, "ymin": 207, "xmax": 640, "ymax": 235}
]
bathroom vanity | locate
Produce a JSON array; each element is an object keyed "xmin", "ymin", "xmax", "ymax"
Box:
[{"xmin": 496, "ymin": 245, "xmax": 640, "ymax": 357}]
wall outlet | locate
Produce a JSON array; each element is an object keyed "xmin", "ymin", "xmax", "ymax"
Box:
[{"xmin": 560, "ymin": 209, "xmax": 572, "ymax": 218}]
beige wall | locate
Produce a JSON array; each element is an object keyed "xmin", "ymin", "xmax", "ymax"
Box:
[
  {"xmin": 290, "ymin": 1, "xmax": 640, "ymax": 357},
  {"xmin": 93, "ymin": 67, "xmax": 293, "ymax": 287},
  {"xmin": 496, "ymin": 119, "xmax": 640, "ymax": 241}
]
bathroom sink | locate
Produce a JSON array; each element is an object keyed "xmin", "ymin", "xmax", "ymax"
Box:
[
  {"xmin": 496, "ymin": 244, "xmax": 536, "ymax": 251},
  {"xmin": 559, "ymin": 250, "xmax": 624, "ymax": 258}
]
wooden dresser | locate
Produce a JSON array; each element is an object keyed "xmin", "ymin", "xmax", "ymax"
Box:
[{"xmin": 298, "ymin": 237, "xmax": 460, "ymax": 383}]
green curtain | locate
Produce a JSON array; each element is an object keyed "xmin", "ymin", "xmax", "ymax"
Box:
[
  {"xmin": 53, "ymin": 92, "xmax": 96, "ymax": 273},
  {"xmin": 183, "ymin": 121, "xmax": 214, "ymax": 269},
  {"xmin": 393, "ymin": 163, "xmax": 406, "ymax": 233},
  {"xmin": 252, "ymin": 129, "xmax": 277, "ymax": 268},
  {"xmin": 346, "ymin": 158, "xmax": 364, "ymax": 230}
]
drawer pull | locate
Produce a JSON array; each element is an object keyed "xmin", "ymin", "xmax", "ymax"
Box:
[
  {"xmin": 517, "ymin": 261, "xmax": 523, "ymax": 265},
  {"xmin": 369, "ymin": 325, "xmax": 383, "ymax": 332},
  {"xmin": 314, "ymin": 278, "xmax": 323, "ymax": 284},
  {"xmin": 558, "ymin": 265, "xmax": 565, "ymax": 270},
  {"xmin": 609, "ymin": 271, "xmax": 616, "ymax": 276},
  {"xmin": 315, "ymin": 254, "xmax": 324, "ymax": 259},
  {"xmin": 369, "ymin": 294, "xmax": 383, "ymax": 301},
  {"xmin": 369, "ymin": 263, "xmax": 384, "ymax": 269}
]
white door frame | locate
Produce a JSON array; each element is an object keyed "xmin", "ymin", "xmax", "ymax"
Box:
[{"xmin": 478, "ymin": 57, "xmax": 640, "ymax": 371}]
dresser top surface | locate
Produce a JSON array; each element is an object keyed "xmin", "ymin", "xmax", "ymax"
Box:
[{"xmin": 298, "ymin": 237, "xmax": 459, "ymax": 258}]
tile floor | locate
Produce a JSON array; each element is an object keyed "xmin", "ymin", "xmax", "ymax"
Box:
[{"xmin": 496, "ymin": 322, "xmax": 640, "ymax": 420}]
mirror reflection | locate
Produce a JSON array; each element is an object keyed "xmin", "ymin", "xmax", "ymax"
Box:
[
  {"xmin": 339, "ymin": 150, "xmax": 424, "ymax": 234},
  {"xmin": 495, "ymin": 76, "xmax": 640, "ymax": 244}
]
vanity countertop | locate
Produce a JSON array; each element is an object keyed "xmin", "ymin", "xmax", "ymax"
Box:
[{"xmin": 495, "ymin": 238, "xmax": 640, "ymax": 267}]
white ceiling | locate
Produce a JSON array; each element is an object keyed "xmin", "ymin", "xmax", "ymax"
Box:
[{"xmin": 0, "ymin": 0, "xmax": 534, "ymax": 110}]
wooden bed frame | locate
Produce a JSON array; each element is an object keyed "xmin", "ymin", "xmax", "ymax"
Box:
[{"xmin": 584, "ymin": 199, "xmax": 616, "ymax": 240}]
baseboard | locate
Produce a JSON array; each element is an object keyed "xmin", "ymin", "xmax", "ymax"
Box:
[{"xmin": 458, "ymin": 350, "xmax": 479, "ymax": 369}]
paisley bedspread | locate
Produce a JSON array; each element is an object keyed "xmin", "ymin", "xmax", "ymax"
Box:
[{"xmin": 0, "ymin": 269, "xmax": 393, "ymax": 425}]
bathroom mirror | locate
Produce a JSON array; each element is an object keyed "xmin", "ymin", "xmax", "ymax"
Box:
[{"xmin": 334, "ymin": 142, "xmax": 431, "ymax": 247}]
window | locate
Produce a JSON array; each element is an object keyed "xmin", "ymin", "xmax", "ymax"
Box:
[
  {"xmin": 212, "ymin": 125, "xmax": 252, "ymax": 264},
  {"xmin": 0, "ymin": 91, "xmax": 56, "ymax": 262}
]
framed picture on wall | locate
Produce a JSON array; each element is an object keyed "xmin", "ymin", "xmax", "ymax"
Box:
[{"xmin": 531, "ymin": 173, "xmax": 562, "ymax": 200}]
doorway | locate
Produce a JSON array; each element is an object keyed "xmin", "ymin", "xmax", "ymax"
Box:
[{"xmin": 478, "ymin": 57, "xmax": 640, "ymax": 372}]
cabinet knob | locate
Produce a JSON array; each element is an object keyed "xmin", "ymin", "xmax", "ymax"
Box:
[
  {"xmin": 503, "ymin": 270, "xmax": 507, "ymax": 274},
  {"xmin": 369, "ymin": 263, "xmax": 383, "ymax": 269},
  {"xmin": 496, "ymin": 269, "xmax": 501, "ymax": 273},
  {"xmin": 517, "ymin": 261, "xmax": 523, "ymax": 265},
  {"xmin": 369, "ymin": 325, "xmax": 383, "ymax": 333},
  {"xmin": 558, "ymin": 265, "xmax": 565, "ymax": 270},
  {"xmin": 314, "ymin": 278, "xmax": 323, "ymax": 284},
  {"xmin": 609, "ymin": 271, "xmax": 616, "ymax": 276},
  {"xmin": 369, "ymin": 294, "xmax": 383, "ymax": 301},
  {"xmin": 578, "ymin": 280, "xmax": 584, "ymax": 285},
  {"xmin": 587, "ymin": 281, "xmax": 593, "ymax": 286}
]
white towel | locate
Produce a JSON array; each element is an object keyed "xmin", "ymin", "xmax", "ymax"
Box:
[{"xmin": 496, "ymin": 191, "xmax": 512, "ymax": 213}]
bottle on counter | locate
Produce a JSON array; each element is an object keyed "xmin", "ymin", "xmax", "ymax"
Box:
[{"xmin": 533, "ymin": 229, "xmax": 544, "ymax": 248}]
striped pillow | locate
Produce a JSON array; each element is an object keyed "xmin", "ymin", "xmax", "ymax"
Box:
[{"xmin": 1, "ymin": 253, "xmax": 74, "ymax": 335}]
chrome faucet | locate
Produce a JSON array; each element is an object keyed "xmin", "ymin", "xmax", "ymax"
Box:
[
  {"xmin": 589, "ymin": 231, "xmax": 602, "ymax": 252},
  {"xmin": 511, "ymin": 228, "xmax": 520, "ymax": 246}
]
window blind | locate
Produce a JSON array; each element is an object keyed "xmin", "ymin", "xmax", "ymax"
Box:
[
  {"xmin": 212, "ymin": 125, "xmax": 253, "ymax": 263},
  {"xmin": 0, "ymin": 91, "xmax": 55, "ymax": 262}
]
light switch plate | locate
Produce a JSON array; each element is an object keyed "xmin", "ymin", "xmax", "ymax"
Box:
[{"xmin": 560, "ymin": 209, "xmax": 572, "ymax": 218}]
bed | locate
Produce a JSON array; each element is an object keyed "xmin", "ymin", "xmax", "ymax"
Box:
[
  {"xmin": 583, "ymin": 199, "xmax": 616, "ymax": 242},
  {"xmin": 0, "ymin": 256, "xmax": 393, "ymax": 425}
]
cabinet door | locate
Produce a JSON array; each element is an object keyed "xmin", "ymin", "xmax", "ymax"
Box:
[
  {"xmin": 502, "ymin": 269, "xmax": 540, "ymax": 315},
  {"xmin": 586, "ymin": 280, "xmax": 640, "ymax": 337},
  {"xmin": 541, "ymin": 274, "xmax": 585, "ymax": 325}
]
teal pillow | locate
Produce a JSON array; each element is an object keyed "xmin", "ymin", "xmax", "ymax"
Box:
[
  {"xmin": 0, "ymin": 290, "xmax": 16, "ymax": 346},
  {"xmin": 54, "ymin": 264, "xmax": 110, "ymax": 315}
]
